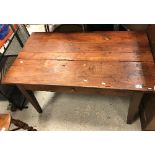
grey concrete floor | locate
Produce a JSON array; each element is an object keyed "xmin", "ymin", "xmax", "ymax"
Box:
[{"xmin": 0, "ymin": 91, "xmax": 141, "ymax": 130}]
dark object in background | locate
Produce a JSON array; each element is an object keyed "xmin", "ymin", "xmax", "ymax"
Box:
[
  {"xmin": 0, "ymin": 55, "xmax": 27, "ymax": 112},
  {"xmin": 140, "ymin": 93, "xmax": 155, "ymax": 130},
  {"xmin": 53, "ymin": 24, "xmax": 84, "ymax": 32},
  {"xmin": 85, "ymin": 24, "xmax": 127, "ymax": 31},
  {"xmin": 11, "ymin": 118, "xmax": 37, "ymax": 131},
  {"xmin": 0, "ymin": 24, "xmax": 9, "ymax": 40},
  {"xmin": 0, "ymin": 84, "xmax": 27, "ymax": 111},
  {"xmin": 8, "ymin": 86, "xmax": 27, "ymax": 111},
  {"xmin": 0, "ymin": 25, "xmax": 30, "ymax": 111},
  {"xmin": 139, "ymin": 24, "xmax": 155, "ymax": 131},
  {"xmin": 147, "ymin": 24, "xmax": 155, "ymax": 62},
  {"xmin": 86, "ymin": 24, "xmax": 114, "ymax": 31},
  {"xmin": 0, "ymin": 113, "xmax": 37, "ymax": 131},
  {"xmin": 50, "ymin": 24, "xmax": 127, "ymax": 33},
  {"xmin": 122, "ymin": 24, "xmax": 148, "ymax": 31}
]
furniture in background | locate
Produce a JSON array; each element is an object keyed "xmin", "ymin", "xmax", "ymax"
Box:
[
  {"xmin": 44, "ymin": 24, "xmax": 127, "ymax": 32},
  {"xmin": 140, "ymin": 94, "xmax": 155, "ymax": 130},
  {"xmin": 45, "ymin": 24, "xmax": 85, "ymax": 32},
  {"xmin": 44, "ymin": 24, "xmax": 150, "ymax": 32},
  {"xmin": 85, "ymin": 24, "xmax": 114, "ymax": 31},
  {"xmin": 44, "ymin": 24, "xmax": 50, "ymax": 32},
  {"xmin": 138, "ymin": 25, "xmax": 155, "ymax": 130},
  {"xmin": 80, "ymin": 24, "xmax": 127, "ymax": 31},
  {"xmin": 122, "ymin": 24, "xmax": 148, "ymax": 31},
  {"xmin": 0, "ymin": 113, "xmax": 37, "ymax": 131},
  {"xmin": 2, "ymin": 31, "xmax": 155, "ymax": 126},
  {"xmin": 53, "ymin": 24, "xmax": 85, "ymax": 32},
  {"xmin": 0, "ymin": 24, "xmax": 29, "ymax": 111}
]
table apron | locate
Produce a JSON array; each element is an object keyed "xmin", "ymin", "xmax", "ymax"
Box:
[{"xmin": 21, "ymin": 84, "xmax": 135, "ymax": 96}]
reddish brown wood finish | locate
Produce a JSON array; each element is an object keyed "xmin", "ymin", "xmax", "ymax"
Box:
[
  {"xmin": 147, "ymin": 24, "xmax": 155, "ymax": 62},
  {"xmin": 0, "ymin": 113, "xmax": 11, "ymax": 131},
  {"xmin": 2, "ymin": 31, "xmax": 154, "ymax": 124},
  {"xmin": 3, "ymin": 60, "xmax": 155, "ymax": 91},
  {"xmin": 18, "ymin": 51, "xmax": 153, "ymax": 62}
]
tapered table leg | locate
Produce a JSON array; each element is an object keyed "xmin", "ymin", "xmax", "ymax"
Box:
[
  {"xmin": 17, "ymin": 85, "xmax": 42, "ymax": 113},
  {"xmin": 127, "ymin": 92, "xmax": 144, "ymax": 124}
]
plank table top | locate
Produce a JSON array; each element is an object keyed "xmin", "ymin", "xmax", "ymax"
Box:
[{"xmin": 2, "ymin": 31, "xmax": 155, "ymax": 92}]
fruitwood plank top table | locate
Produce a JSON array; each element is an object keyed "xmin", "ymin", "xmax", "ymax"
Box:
[{"xmin": 2, "ymin": 31, "xmax": 155, "ymax": 124}]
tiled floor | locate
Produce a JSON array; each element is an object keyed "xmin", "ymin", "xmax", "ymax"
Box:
[{"xmin": 0, "ymin": 25, "xmax": 141, "ymax": 130}]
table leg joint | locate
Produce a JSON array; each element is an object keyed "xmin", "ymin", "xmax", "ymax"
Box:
[{"xmin": 17, "ymin": 85, "xmax": 42, "ymax": 113}]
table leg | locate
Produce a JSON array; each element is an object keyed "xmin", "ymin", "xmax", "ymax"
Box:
[
  {"xmin": 17, "ymin": 85, "xmax": 42, "ymax": 113},
  {"xmin": 127, "ymin": 92, "xmax": 144, "ymax": 124}
]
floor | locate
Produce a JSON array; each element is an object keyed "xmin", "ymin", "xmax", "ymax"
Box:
[
  {"xmin": 0, "ymin": 25, "xmax": 141, "ymax": 130},
  {"xmin": 0, "ymin": 91, "xmax": 141, "ymax": 130}
]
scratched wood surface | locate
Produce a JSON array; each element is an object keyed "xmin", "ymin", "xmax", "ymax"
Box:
[{"xmin": 2, "ymin": 32, "xmax": 155, "ymax": 91}]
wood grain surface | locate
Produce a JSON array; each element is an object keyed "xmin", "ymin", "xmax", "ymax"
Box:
[
  {"xmin": 0, "ymin": 113, "xmax": 11, "ymax": 131},
  {"xmin": 2, "ymin": 32, "xmax": 155, "ymax": 92}
]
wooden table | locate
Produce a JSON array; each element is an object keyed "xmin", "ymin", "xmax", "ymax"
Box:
[{"xmin": 2, "ymin": 32, "xmax": 155, "ymax": 124}]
